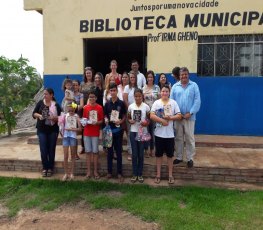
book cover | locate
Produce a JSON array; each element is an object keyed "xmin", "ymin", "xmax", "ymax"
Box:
[
  {"xmin": 89, "ymin": 110, "xmax": 98, "ymax": 123},
  {"xmin": 67, "ymin": 115, "xmax": 77, "ymax": 129},
  {"xmin": 41, "ymin": 106, "xmax": 49, "ymax": 119},
  {"xmin": 164, "ymin": 104, "xmax": 172, "ymax": 116},
  {"xmin": 133, "ymin": 110, "xmax": 142, "ymax": 122},
  {"xmin": 155, "ymin": 108, "xmax": 164, "ymax": 127},
  {"xmin": 110, "ymin": 110, "xmax": 119, "ymax": 122}
]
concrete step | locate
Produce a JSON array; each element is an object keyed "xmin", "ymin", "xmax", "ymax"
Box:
[
  {"xmin": 1, "ymin": 133, "xmax": 263, "ymax": 186},
  {"xmin": 27, "ymin": 135, "xmax": 263, "ymax": 148},
  {"xmin": 1, "ymin": 152, "xmax": 263, "ymax": 184}
]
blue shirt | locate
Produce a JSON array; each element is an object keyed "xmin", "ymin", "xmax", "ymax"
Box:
[{"xmin": 170, "ymin": 80, "xmax": 201, "ymax": 121}]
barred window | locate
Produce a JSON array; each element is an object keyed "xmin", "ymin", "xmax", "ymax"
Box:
[{"xmin": 197, "ymin": 34, "xmax": 263, "ymax": 77}]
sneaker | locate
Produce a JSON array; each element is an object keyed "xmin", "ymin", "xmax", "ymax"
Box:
[
  {"xmin": 173, "ymin": 159, "xmax": 183, "ymax": 165},
  {"xmin": 187, "ymin": 160, "xmax": 194, "ymax": 168},
  {"xmin": 138, "ymin": 176, "xmax": 144, "ymax": 183},
  {"xmin": 130, "ymin": 176, "xmax": 137, "ymax": 183},
  {"xmin": 62, "ymin": 174, "xmax": 68, "ymax": 181}
]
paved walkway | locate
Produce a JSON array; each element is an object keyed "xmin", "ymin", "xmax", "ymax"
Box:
[
  {"xmin": 0, "ymin": 128, "xmax": 263, "ymax": 190},
  {"xmin": 1, "ymin": 131, "xmax": 263, "ymax": 169}
]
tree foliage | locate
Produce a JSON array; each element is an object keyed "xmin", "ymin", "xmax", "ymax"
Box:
[{"xmin": 0, "ymin": 56, "xmax": 42, "ymax": 135}]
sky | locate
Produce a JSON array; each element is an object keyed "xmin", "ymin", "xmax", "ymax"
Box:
[{"xmin": 0, "ymin": 0, "xmax": 43, "ymax": 76}]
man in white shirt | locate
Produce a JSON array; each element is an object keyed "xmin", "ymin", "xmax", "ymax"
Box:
[{"xmin": 131, "ymin": 60, "xmax": 146, "ymax": 89}]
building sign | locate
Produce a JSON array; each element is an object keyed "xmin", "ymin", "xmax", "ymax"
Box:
[{"xmin": 80, "ymin": 0, "xmax": 263, "ymax": 42}]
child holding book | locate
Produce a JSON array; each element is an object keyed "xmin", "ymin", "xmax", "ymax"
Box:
[
  {"xmin": 83, "ymin": 89, "xmax": 104, "ymax": 179},
  {"xmin": 62, "ymin": 77, "xmax": 74, "ymax": 113},
  {"xmin": 128, "ymin": 88, "xmax": 150, "ymax": 183},
  {"xmin": 104, "ymin": 83, "xmax": 126, "ymax": 182},
  {"xmin": 61, "ymin": 102, "xmax": 81, "ymax": 181},
  {"xmin": 150, "ymin": 85, "xmax": 182, "ymax": 184}
]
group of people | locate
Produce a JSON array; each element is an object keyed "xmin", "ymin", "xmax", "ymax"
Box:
[{"xmin": 32, "ymin": 59, "xmax": 201, "ymax": 184}]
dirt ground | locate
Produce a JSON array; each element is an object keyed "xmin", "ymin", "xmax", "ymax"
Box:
[{"xmin": 0, "ymin": 203, "xmax": 160, "ymax": 230}]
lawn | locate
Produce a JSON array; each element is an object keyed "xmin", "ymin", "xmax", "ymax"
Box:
[{"xmin": 0, "ymin": 177, "xmax": 262, "ymax": 230}]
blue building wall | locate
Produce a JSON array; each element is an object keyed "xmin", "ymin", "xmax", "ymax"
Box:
[
  {"xmin": 44, "ymin": 74, "xmax": 83, "ymax": 106},
  {"xmin": 44, "ymin": 74, "xmax": 263, "ymax": 136}
]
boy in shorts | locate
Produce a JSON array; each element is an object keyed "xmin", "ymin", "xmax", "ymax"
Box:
[
  {"xmin": 150, "ymin": 85, "xmax": 182, "ymax": 184},
  {"xmin": 83, "ymin": 89, "xmax": 104, "ymax": 179}
]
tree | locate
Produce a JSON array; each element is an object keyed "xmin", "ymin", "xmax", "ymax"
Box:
[{"xmin": 0, "ymin": 56, "xmax": 42, "ymax": 135}]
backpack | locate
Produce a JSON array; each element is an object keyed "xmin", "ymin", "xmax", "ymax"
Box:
[{"xmin": 102, "ymin": 125, "xmax": 113, "ymax": 148}]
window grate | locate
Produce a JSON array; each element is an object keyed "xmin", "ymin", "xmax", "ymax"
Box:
[{"xmin": 197, "ymin": 34, "xmax": 263, "ymax": 77}]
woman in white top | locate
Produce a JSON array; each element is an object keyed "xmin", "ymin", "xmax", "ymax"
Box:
[
  {"xmin": 150, "ymin": 84, "xmax": 182, "ymax": 185},
  {"xmin": 118, "ymin": 72, "xmax": 129, "ymax": 147},
  {"xmin": 123, "ymin": 71, "xmax": 138, "ymax": 108},
  {"xmin": 117, "ymin": 72, "xmax": 129, "ymax": 101},
  {"xmin": 123, "ymin": 71, "xmax": 138, "ymax": 159}
]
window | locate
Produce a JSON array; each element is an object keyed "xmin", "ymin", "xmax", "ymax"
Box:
[{"xmin": 197, "ymin": 34, "xmax": 263, "ymax": 77}]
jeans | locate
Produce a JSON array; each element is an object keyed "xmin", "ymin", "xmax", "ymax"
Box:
[
  {"xmin": 37, "ymin": 131, "xmax": 58, "ymax": 170},
  {"xmin": 107, "ymin": 130, "xmax": 123, "ymax": 175},
  {"xmin": 130, "ymin": 132, "xmax": 144, "ymax": 177}
]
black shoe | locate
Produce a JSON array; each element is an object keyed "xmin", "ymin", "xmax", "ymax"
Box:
[
  {"xmin": 187, "ymin": 160, "xmax": 194, "ymax": 168},
  {"xmin": 173, "ymin": 159, "xmax": 183, "ymax": 165}
]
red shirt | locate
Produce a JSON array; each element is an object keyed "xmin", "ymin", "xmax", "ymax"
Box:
[{"xmin": 83, "ymin": 103, "xmax": 104, "ymax": 137}]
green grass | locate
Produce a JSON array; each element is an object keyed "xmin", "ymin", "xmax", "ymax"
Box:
[{"xmin": 0, "ymin": 177, "xmax": 262, "ymax": 230}]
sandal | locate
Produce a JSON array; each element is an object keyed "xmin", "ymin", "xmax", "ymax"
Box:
[
  {"xmin": 75, "ymin": 155, "xmax": 80, "ymax": 160},
  {"xmin": 86, "ymin": 174, "xmax": 91, "ymax": 180},
  {"xmin": 144, "ymin": 150, "xmax": 150, "ymax": 158},
  {"xmin": 94, "ymin": 174, "xmax": 100, "ymax": 180},
  {"xmin": 61, "ymin": 174, "xmax": 68, "ymax": 181},
  {"xmin": 118, "ymin": 174, "xmax": 124, "ymax": 183},
  {"xmin": 168, "ymin": 177, "xmax": 175, "ymax": 184},
  {"xmin": 79, "ymin": 148, "xmax": 85, "ymax": 154},
  {"xmin": 46, "ymin": 169, "xmax": 53, "ymax": 177},
  {"xmin": 42, "ymin": 170, "xmax": 47, "ymax": 177},
  {"xmin": 107, "ymin": 173, "xmax": 112, "ymax": 179},
  {"xmin": 154, "ymin": 177, "xmax": 161, "ymax": 184},
  {"xmin": 69, "ymin": 174, "xmax": 74, "ymax": 181}
]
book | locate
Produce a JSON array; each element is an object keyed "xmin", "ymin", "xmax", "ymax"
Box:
[
  {"xmin": 133, "ymin": 110, "xmax": 142, "ymax": 122},
  {"xmin": 164, "ymin": 104, "xmax": 172, "ymax": 116},
  {"xmin": 41, "ymin": 106, "xmax": 49, "ymax": 119},
  {"xmin": 65, "ymin": 89, "xmax": 74, "ymax": 100},
  {"xmin": 89, "ymin": 110, "xmax": 98, "ymax": 123},
  {"xmin": 110, "ymin": 110, "xmax": 119, "ymax": 122},
  {"xmin": 155, "ymin": 108, "xmax": 164, "ymax": 127},
  {"xmin": 66, "ymin": 115, "xmax": 77, "ymax": 129}
]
